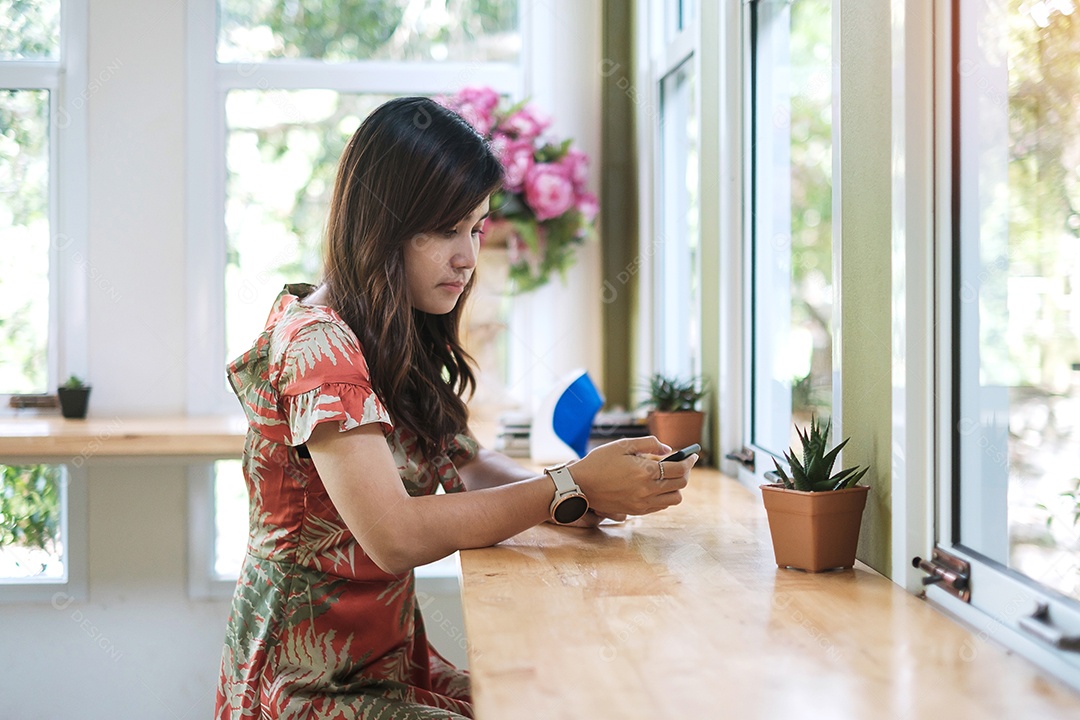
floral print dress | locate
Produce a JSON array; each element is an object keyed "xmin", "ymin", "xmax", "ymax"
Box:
[{"xmin": 216, "ymin": 284, "xmax": 477, "ymax": 720}]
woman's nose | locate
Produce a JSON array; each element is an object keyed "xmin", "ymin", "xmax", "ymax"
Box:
[{"xmin": 451, "ymin": 234, "xmax": 478, "ymax": 270}]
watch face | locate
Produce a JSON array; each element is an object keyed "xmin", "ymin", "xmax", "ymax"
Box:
[{"xmin": 553, "ymin": 495, "xmax": 589, "ymax": 524}]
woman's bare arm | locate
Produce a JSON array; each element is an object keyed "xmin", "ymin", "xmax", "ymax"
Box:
[{"xmin": 306, "ymin": 424, "xmax": 697, "ymax": 575}]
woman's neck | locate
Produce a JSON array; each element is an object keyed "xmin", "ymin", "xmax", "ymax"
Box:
[{"xmin": 302, "ymin": 284, "xmax": 329, "ymax": 306}]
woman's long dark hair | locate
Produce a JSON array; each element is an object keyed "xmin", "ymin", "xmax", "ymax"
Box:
[{"xmin": 323, "ymin": 96, "xmax": 503, "ymax": 460}]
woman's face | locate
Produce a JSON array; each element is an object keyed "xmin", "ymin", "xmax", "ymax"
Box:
[{"xmin": 405, "ymin": 197, "xmax": 490, "ymax": 314}]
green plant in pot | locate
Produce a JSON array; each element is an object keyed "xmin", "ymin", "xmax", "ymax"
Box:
[
  {"xmin": 57, "ymin": 375, "xmax": 91, "ymax": 419},
  {"xmin": 641, "ymin": 374, "xmax": 707, "ymax": 453},
  {"xmin": 761, "ymin": 416, "xmax": 869, "ymax": 572}
]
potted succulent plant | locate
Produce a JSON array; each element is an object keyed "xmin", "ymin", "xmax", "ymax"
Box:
[
  {"xmin": 761, "ymin": 416, "xmax": 870, "ymax": 573},
  {"xmin": 641, "ymin": 373, "xmax": 707, "ymax": 451},
  {"xmin": 57, "ymin": 375, "xmax": 91, "ymax": 419}
]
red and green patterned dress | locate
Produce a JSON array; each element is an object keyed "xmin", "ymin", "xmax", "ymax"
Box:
[{"xmin": 216, "ymin": 284, "xmax": 476, "ymax": 719}]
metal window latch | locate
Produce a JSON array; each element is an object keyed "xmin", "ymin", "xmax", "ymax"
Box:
[
  {"xmin": 724, "ymin": 447, "xmax": 755, "ymax": 471},
  {"xmin": 912, "ymin": 549, "xmax": 970, "ymax": 602},
  {"xmin": 1019, "ymin": 603, "xmax": 1080, "ymax": 652}
]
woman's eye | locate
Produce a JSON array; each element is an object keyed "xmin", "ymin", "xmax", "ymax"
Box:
[{"xmin": 443, "ymin": 228, "xmax": 458, "ymax": 238}]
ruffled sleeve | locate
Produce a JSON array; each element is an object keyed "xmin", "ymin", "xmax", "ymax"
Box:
[{"xmin": 276, "ymin": 321, "xmax": 393, "ymax": 446}]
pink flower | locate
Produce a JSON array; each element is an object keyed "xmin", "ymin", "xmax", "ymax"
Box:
[
  {"xmin": 493, "ymin": 136, "xmax": 535, "ymax": 193},
  {"xmin": 524, "ymin": 163, "xmax": 576, "ymax": 221},
  {"xmin": 456, "ymin": 103, "xmax": 494, "ymax": 135},
  {"xmin": 439, "ymin": 87, "xmax": 501, "ymax": 135},
  {"xmin": 501, "ymin": 104, "xmax": 551, "ymax": 142},
  {"xmin": 562, "ymin": 148, "xmax": 590, "ymax": 192},
  {"xmin": 457, "ymin": 86, "xmax": 500, "ymax": 115},
  {"xmin": 576, "ymin": 191, "xmax": 599, "ymax": 223}
]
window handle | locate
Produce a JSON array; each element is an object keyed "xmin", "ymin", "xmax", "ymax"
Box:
[{"xmin": 1018, "ymin": 603, "xmax": 1080, "ymax": 652}]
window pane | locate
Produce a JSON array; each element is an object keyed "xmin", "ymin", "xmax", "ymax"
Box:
[
  {"xmin": 0, "ymin": 0, "xmax": 61, "ymax": 61},
  {"xmin": 213, "ymin": 460, "xmax": 248, "ymax": 579},
  {"xmin": 751, "ymin": 0, "xmax": 833, "ymax": 455},
  {"xmin": 0, "ymin": 89, "xmax": 50, "ymax": 394},
  {"xmin": 0, "ymin": 464, "xmax": 65, "ymax": 581},
  {"xmin": 657, "ymin": 59, "xmax": 699, "ymax": 378},
  {"xmin": 224, "ymin": 90, "xmax": 395, "ymax": 364},
  {"xmin": 665, "ymin": 0, "xmax": 694, "ymax": 41},
  {"xmin": 957, "ymin": 0, "xmax": 1080, "ymax": 601},
  {"xmin": 217, "ymin": 0, "xmax": 520, "ymax": 63}
]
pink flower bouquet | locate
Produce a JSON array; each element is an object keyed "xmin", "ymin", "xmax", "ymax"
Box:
[{"xmin": 439, "ymin": 86, "xmax": 598, "ymax": 293}]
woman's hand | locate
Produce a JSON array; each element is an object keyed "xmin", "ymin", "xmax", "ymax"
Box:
[{"xmin": 567, "ymin": 436, "xmax": 698, "ymax": 518}]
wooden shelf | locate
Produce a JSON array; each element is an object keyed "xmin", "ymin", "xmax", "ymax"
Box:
[
  {"xmin": 0, "ymin": 415, "xmax": 247, "ymax": 459},
  {"xmin": 459, "ymin": 469, "xmax": 1080, "ymax": 719}
]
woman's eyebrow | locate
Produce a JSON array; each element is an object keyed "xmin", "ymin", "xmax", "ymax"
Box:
[{"xmin": 475, "ymin": 212, "xmax": 491, "ymax": 223}]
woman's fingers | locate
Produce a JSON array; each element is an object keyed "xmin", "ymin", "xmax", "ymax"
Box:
[{"xmin": 570, "ymin": 439, "xmax": 697, "ymax": 518}]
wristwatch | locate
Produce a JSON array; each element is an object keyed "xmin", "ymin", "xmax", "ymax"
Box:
[{"xmin": 545, "ymin": 462, "xmax": 590, "ymax": 525}]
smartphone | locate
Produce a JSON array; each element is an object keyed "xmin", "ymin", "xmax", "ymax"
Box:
[{"xmin": 661, "ymin": 443, "xmax": 701, "ymax": 462}]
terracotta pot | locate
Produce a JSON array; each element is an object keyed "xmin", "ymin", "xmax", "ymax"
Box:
[
  {"xmin": 760, "ymin": 483, "xmax": 869, "ymax": 573},
  {"xmin": 647, "ymin": 411, "xmax": 704, "ymax": 450}
]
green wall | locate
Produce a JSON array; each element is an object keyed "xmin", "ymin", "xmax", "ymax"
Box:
[{"xmin": 838, "ymin": 1, "xmax": 893, "ymax": 576}]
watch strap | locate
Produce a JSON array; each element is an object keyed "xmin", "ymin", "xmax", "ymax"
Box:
[{"xmin": 545, "ymin": 463, "xmax": 578, "ymax": 495}]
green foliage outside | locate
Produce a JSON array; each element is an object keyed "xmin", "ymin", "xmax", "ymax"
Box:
[
  {"xmin": 0, "ymin": 0, "xmax": 59, "ymax": 60},
  {"xmin": 787, "ymin": 0, "xmax": 834, "ymax": 421},
  {"xmin": 0, "ymin": 464, "xmax": 61, "ymax": 574},
  {"xmin": 0, "ymin": 88, "xmax": 50, "ymax": 394},
  {"xmin": 218, "ymin": 0, "xmax": 517, "ymax": 62}
]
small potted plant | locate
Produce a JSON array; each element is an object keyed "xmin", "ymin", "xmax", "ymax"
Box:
[
  {"xmin": 641, "ymin": 373, "xmax": 707, "ymax": 451},
  {"xmin": 57, "ymin": 375, "xmax": 91, "ymax": 419},
  {"xmin": 761, "ymin": 416, "xmax": 869, "ymax": 573}
]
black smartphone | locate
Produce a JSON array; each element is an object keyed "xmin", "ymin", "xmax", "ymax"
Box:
[{"xmin": 661, "ymin": 443, "xmax": 701, "ymax": 462}]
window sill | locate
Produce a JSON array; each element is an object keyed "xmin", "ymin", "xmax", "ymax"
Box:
[{"xmin": 0, "ymin": 415, "xmax": 246, "ymax": 460}]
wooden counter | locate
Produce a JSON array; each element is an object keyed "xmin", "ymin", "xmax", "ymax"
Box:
[
  {"xmin": 459, "ymin": 468, "xmax": 1080, "ymax": 719},
  {"xmin": 0, "ymin": 415, "xmax": 246, "ymax": 459}
]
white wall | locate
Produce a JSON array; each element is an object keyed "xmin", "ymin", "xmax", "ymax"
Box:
[
  {"xmin": 506, "ymin": 0, "xmax": 605, "ymax": 412},
  {"xmin": 0, "ymin": 1, "xmax": 603, "ymax": 717}
]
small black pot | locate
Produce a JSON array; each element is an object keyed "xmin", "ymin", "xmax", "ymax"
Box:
[{"xmin": 57, "ymin": 386, "xmax": 91, "ymax": 419}]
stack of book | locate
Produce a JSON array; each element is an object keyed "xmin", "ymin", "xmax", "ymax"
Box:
[{"xmin": 493, "ymin": 409, "xmax": 649, "ymax": 459}]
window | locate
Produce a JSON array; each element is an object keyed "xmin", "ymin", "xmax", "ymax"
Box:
[
  {"xmin": 644, "ymin": 0, "xmax": 701, "ymax": 382},
  {"xmin": 0, "ymin": 463, "xmax": 87, "ymax": 602},
  {"xmin": 0, "ymin": 1, "xmax": 61, "ymax": 395},
  {"xmin": 188, "ymin": 461, "xmax": 247, "ymax": 598},
  {"xmin": 745, "ymin": 0, "xmax": 835, "ymax": 472},
  {"xmin": 931, "ymin": 0, "xmax": 1080, "ymax": 691},
  {"xmin": 187, "ymin": 0, "xmax": 525, "ymax": 594},
  {"xmin": 188, "ymin": 0, "xmax": 523, "ymax": 414},
  {"xmin": 656, "ymin": 58, "xmax": 700, "ymax": 379},
  {"xmin": 0, "ymin": 1, "xmax": 88, "ymax": 601},
  {"xmin": 0, "ymin": 463, "xmax": 64, "ymax": 580}
]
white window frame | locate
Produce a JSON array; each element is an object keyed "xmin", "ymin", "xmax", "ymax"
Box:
[
  {"xmin": 926, "ymin": 0, "xmax": 1080, "ymax": 692},
  {"xmin": 0, "ymin": 0, "xmax": 89, "ymax": 408}
]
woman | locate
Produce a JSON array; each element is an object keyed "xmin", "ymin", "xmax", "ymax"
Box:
[{"xmin": 215, "ymin": 96, "xmax": 697, "ymax": 719}]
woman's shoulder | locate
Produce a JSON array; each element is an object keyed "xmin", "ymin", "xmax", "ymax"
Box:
[{"xmin": 271, "ymin": 302, "xmax": 371, "ymax": 396}]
